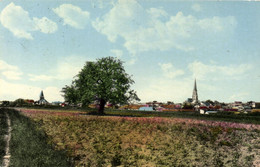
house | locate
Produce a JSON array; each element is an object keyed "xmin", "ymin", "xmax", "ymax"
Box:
[
  {"xmin": 25, "ymin": 99, "xmax": 34, "ymax": 104},
  {"xmin": 139, "ymin": 106, "xmax": 154, "ymax": 111},
  {"xmin": 52, "ymin": 101, "xmax": 62, "ymax": 106}
]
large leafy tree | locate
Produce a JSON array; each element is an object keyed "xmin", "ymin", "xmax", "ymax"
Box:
[
  {"xmin": 61, "ymin": 84, "xmax": 79, "ymax": 105},
  {"xmin": 62, "ymin": 57, "xmax": 140, "ymax": 114}
]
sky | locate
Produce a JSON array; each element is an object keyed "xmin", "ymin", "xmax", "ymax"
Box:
[{"xmin": 0, "ymin": 0, "xmax": 260, "ymax": 103}]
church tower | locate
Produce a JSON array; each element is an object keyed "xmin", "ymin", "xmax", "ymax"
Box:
[
  {"xmin": 192, "ymin": 79, "xmax": 198, "ymax": 104},
  {"xmin": 38, "ymin": 90, "xmax": 48, "ymax": 105}
]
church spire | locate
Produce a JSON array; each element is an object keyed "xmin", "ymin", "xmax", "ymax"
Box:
[
  {"xmin": 40, "ymin": 90, "xmax": 44, "ymax": 100},
  {"xmin": 192, "ymin": 79, "xmax": 198, "ymax": 104}
]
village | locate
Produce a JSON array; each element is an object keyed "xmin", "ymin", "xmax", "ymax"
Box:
[
  {"xmin": 1, "ymin": 80, "xmax": 260, "ymax": 114},
  {"xmin": 1, "ymin": 1, "xmax": 260, "ymax": 166}
]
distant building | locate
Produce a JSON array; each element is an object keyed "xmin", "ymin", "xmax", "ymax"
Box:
[
  {"xmin": 192, "ymin": 79, "xmax": 199, "ymax": 104},
  {"xmin": 25, "ymin": 99, "xmax": 34, "ymax": 104},
  {"xmin": 37, "ymin": 90, "xmax": 48, "ymax": 105},
  {"xmin": 253, "ymin": 102, "xmax": 260, "ymax": 109},
  {"xmin": 139, "ymin": 106, "xmax": 154, "ymax": 111},
  {"xmin": 51, "ymin": 101, "xmax": 62, "ymax": 106},
  {"xmin": 187, "ymin": 98, "xmax": 193, "ymax": 103}
]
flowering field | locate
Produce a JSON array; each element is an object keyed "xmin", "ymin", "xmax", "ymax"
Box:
[{"xmin": 21, "ymin": 109, "xmax": 260, "ymax": 167}]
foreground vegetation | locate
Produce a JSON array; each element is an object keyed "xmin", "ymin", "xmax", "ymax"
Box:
[
  {"xmin": 0, "ymin": 108, "xmax": 71, "ymax": 166},
  {"xmin": 0, "ymin": 108, "xmax": 8, "ymax": 165},
  {"xmin": 22, "ymin": 108, "xmax": 260, "ymax": 167}
]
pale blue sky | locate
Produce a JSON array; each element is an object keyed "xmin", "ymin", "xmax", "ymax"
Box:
[{"xmin": 0, "ymin": 0, "xmax": 259, "ymax": 103}]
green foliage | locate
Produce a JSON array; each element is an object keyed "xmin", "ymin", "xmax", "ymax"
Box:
[
  {"xmin": 182, "ymin": 102, "xmax": 194, "ymax": 109},
  {"xmin": 0, "ymin": 101, "xmax": 10, "ymax": 107},
  {"xmin": 61, "ymin": 84, "xmax": 79, "ymax": 104},
  {"xmin": 205, "ymin": 99, "xmax": 215, "ymax": 105},
  {"xmin": 62, "ymin": 57, "xmax": 139, "ymax": 113},
  {"xmin": 8, "ymin": 98, "xmax": 27, "ymax": 107},
  {"xmin": 4, "ymin": 109, "xmax": 71, "ymax": 166},
  {"xmin": 0, "ymin": 109, "xmax": 8, "ymax": 164},
  {"xmin": 1, "ymin": 99, "xmax": 34, "ymax": 107}
]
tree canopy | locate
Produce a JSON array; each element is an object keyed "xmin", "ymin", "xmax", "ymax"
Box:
[{"xmin": 61, "ymin": 57, "xmax": 139, "ymax": 114}]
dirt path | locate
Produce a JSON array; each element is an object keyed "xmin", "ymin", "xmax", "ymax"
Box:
[{"xmin": 2, "ymin": 113, "xmax": 11, "ymax": 167}]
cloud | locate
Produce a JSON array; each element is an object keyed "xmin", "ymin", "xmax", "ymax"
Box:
[
  {"xmin": 93, "ymin": 0, "xmax": 147, "ymax": 43},
  {"xmin": 93, "ymin": 0, "xmax": 237, "ymax": 55},
  {"xmin": 56, "ymin": 56, "xmax": 87, "ymax": 80},
  {"xmin": 43, "ymin": 86, "xmax": 64, "ymax": 102},
  {"xmin": 2, "ymin": 71, "xmax": 23, "ymax": 80},
  {"xmin": 28, "ymin": 74, "xmax": 54, "ymax": 81},
  {"xmin": 33, "ymin": 17, "xmax": 58, "ymax": 33},
  {"xmin": 28, "ymin": 55, "xmax": 88, "ymax": 81},
  {"xmin": 91, "ymin": 0, "xmax": 113, "ymax": 9},
  {"xmin": 53, "ymin": 4, "xmax": 90, "ymax": 29},
  {"xmin": 0, "ymin": 79, "xmax": 64, "ymax": 101},
  {"xmin": 229, "ymin": 92, "xmax": 249, "ymax": 102},
  {"xmin": 159, "ymin": 63, "xmax": 184, "ymax": 79},
  {"xmin": 147, "ymin": 8, "xmax": 168, "ymax": 19},
  {"xmin": 136, "ymin": 78, "xmax": 192, "ymax": 103},
  {"xmin": 0, "ymin": 60, "xmax": 18, "ymax": 71},
  {"xmin": 128, "ymin": 58, "xmax": 137, "ymax": 65},
  {"xmin": 192, "ymin": 4, "xmax": 202, "ymax": 12},
  {"xmin": 188, "ymin": 61, "xmax": 252, "ymax": 80},
  {"xmin": 136, "ymin": 60, "xmax": 254, "ymax": 103},
  {"xmin": 0, "ymin": 60, "xmax": 23, "ymax": 80},
  {"xmin": 110, "ymin": 49, "xmax": 123, "ymax": 59},
  {"xmin": 0, "ymin": 3, "xmax": 57, "ymax": 39}
]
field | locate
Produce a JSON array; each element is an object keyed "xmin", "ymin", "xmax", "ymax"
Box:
[
  {"xmin": 19, "ymin": 108, "xmax": 260, "ymax": 167},
  {"xmin": 0, "ymin": 108, "xmax": 71, "ymax": 166},
  {"xmin": 0, "ymin": 108, "xmax": 259, "ymax": 166}
]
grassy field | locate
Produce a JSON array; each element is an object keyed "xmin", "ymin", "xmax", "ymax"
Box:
[
  {"xmin": 1, "ymin": 108, "xmax": 71, "ymax": 167},
  {"xmin": 104, "ymin": 109, "xmax": 260, "ymax": 124},
  {"xmin": 0, "ymin": 108, "xmax": 8, "ymax": 165},
  {"xmin": 20, "ymin": 108, "xmax": 260, "ymax": 167},
  {"xmin": 17, "ymin": 106, "xmax": 260, "ymax": 124}
]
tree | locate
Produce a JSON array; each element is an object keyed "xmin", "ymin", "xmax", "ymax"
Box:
[
  {"xmin": 61, "ymin": 57, "xmax": 140, "ymax": 114},
  {"xmin": 12, "ymin": 98, "xmax": 27, "ymax": 107},
  {"xmin": 182, "ymin": 102, "xmax": 193, "ymax": 109},
  {"xmin": 205, "ymin": 99, "xmax": 214, "ymax": 106},
  {"xmin": 61, "ymin": 84, "xmax": 79, "ymax": 105}
]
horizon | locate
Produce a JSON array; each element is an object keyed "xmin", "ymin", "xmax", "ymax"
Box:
[
  {"xmin": 1, "ymin": 88, "xmax": 257, "ymax": 104},
  {"xmin": 0, "ymin": 0, "xmax": 260, "ymax": 103}
]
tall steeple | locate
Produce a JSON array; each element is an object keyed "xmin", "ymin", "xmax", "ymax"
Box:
[
  {"xmin": 192, "ymin": 79, "xmax": 198, "ymax": 104},
  {"xmin": 40, "ymin": 90, "xmax": 44, "ymax": 100}
]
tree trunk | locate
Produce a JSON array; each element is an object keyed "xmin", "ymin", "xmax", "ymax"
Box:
[{"xmin": 98, "ymin": 98, "xmax": 106, "ymax": 115}]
